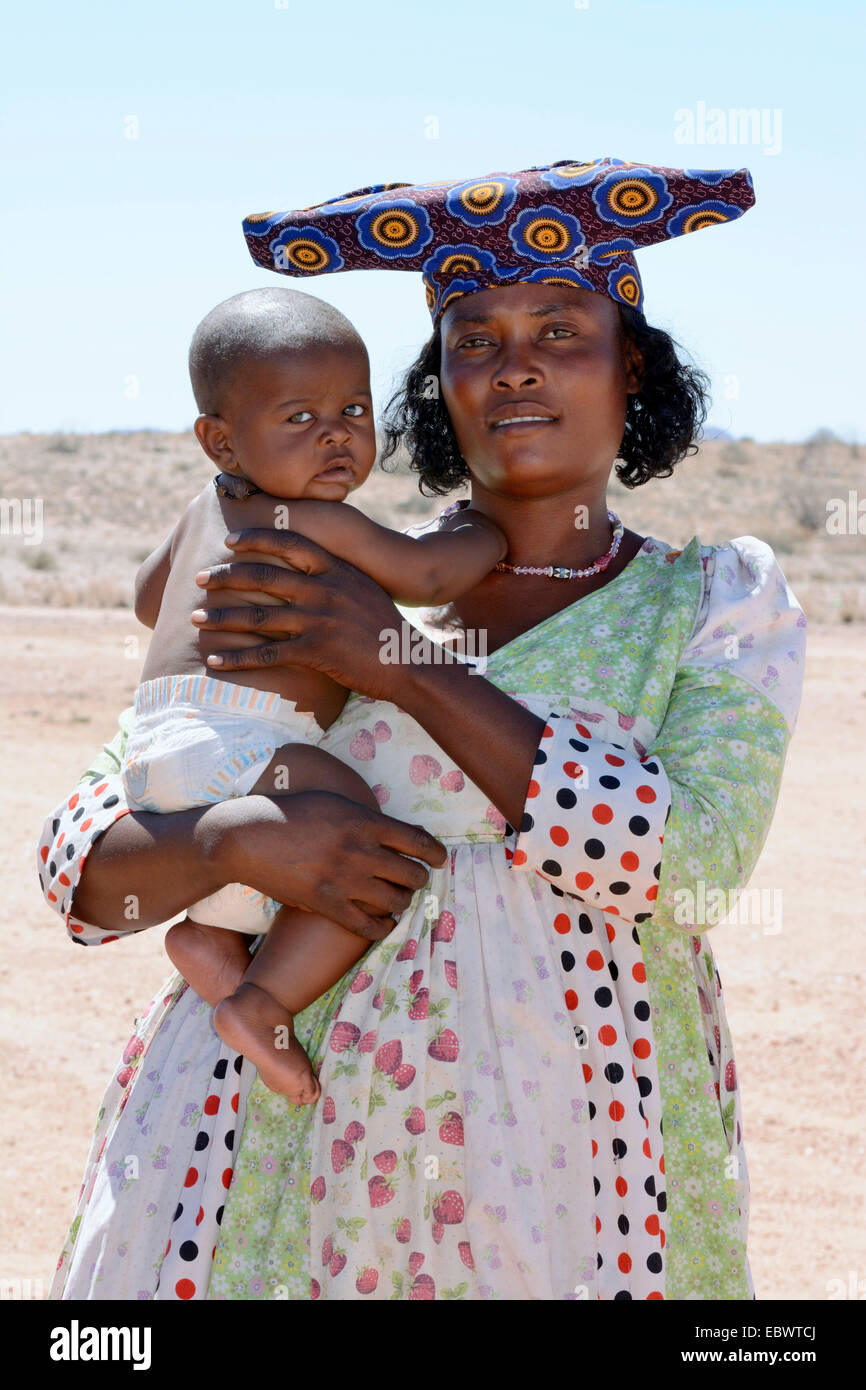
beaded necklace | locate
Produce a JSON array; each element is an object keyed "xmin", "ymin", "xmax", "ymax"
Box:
[{"xmin": 441, "ymin": 498, "xmax": 624, "ymax": 580}]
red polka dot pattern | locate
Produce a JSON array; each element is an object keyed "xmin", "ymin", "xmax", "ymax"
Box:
[
  {"xmin": 548, "ymin": 890, "xmax": 667, "ymax": 1297},
  {"xmin": 508, "ymin": 716, "xmax": 670, "ymax": 926},
  {"xmin": 157, "ymin": 1050, "xmax": 247, "ymax": 1300},
  {"xmin": 36, "ymin": 770, "xmax": 140, "ymax": 946},
  {"xmin": 505, "ymin": 713, "xmax": 673, "ymax": 1295}
]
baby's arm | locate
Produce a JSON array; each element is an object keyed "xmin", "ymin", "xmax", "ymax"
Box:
[
  {"xmin": 133, "ymin": 526, "xmax": 176, "ymax": 628},
  {"xmin": 134, "ymin": 495, "xmax": 202, "ymax": 627},
  {"xmin": 281, "ymin": 500, "xmax": 507, "ymax": 605}
]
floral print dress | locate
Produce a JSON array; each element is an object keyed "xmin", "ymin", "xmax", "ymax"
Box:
[{"xmin": 38, "ymin": 531, "xmax": 805, "ymax": 1300}]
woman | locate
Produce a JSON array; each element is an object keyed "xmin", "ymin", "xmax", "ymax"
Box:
[{"xmin": 38, "ymin": 160, "xmax": 805, "ymax": 1300}]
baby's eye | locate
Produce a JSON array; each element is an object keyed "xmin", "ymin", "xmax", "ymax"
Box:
[
  {"xmin": 343, "ymin": 404, "xmax": 367, "ymax": 416},
  {"xmin": 287, "ymin": 410, "xmax": 313, "ymax": 423}
]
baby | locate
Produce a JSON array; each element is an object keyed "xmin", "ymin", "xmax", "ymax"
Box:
[{"xmin": 123, "ymin": 286, "xmax": 506, "ymax": 1103}]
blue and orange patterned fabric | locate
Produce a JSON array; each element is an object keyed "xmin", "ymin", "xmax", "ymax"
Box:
[{"xmin": 243, "ymin": 158, "xmax": 755, "ymax": 320}]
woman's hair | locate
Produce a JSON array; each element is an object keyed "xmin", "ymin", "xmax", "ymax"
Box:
[{"xmin": 379, "ymin": 304, "xmax": 710, "ymax": 495}]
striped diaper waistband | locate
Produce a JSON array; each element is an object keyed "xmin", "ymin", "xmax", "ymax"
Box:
[{"xmin": 134, "ymin": 673, "xmax": 294, "ymax": 724}]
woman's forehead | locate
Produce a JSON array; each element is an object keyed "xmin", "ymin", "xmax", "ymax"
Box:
[{"xmin": 440, "ymin": 281, "xmax": 610, "ymax": 330}]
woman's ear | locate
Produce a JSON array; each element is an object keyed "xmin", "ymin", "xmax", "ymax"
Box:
[{"xmin": 623, "ymin": 334, "xmax": 644, "ymax": 395}]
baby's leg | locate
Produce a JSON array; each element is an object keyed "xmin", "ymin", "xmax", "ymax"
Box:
[
  {"xmin": 165, "ymin": 918, "xmax": 252, "ymax": 1008},
  {"xmin": 214, "ymin": 907, "xmax": 368, "ymax": 1101},
  {"xmin": 246, "ymin": 739, "xmax": 380, "ymax": 802},
  {"xmin": 214, "ymin": 745, "xmax": 382, "ymax": 1102}
]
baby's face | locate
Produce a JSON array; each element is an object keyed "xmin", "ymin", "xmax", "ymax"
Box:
[{"xmin": 224, "ymin": 343, "xmax": 377, "ymax": 500}]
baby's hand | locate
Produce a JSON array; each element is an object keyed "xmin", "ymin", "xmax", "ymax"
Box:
[{"xmin": 439, "ymin": 505, "xmax": 508, "ymax": 558}]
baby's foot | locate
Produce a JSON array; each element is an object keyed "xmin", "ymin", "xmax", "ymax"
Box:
[
  {"xmin": 214, "ymin": 981, "xmax": 321, "ymax": 1104},
  {"xmin": 165, "ymin": 918, "xmax": 251, "ymax": 1008}
]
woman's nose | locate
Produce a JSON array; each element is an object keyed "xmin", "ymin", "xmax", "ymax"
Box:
[
  {"xmin": 495, "ymin": 370, "xmax": 540, "ymax": 388},
  {"xmin": 492, "ymin": 341, "xmax": 542, "ymax": 390}
]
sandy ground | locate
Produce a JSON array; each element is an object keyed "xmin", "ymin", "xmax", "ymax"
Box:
[{"xmin": 1, "ymin": 606, "xmax": 864, "ymax": 1300}]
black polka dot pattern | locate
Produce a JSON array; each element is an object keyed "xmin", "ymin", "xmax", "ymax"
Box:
[
  {"xmin": 535, "ymin": 865, "xmax": 669, "ymax": 1294},
  {"xmin": 36, "ymin": 772, "xmax": 140, "ymax": 945},
  {"xmin": 155, "ymin": 1046, "xmax": 246, "ymax": 1300},
  {"xmin": 504, "ymin": 715, "xmax": 674, "ymax": 1294},
  {"xmin": 506, "ymin": 717, "xmax": 672, "ymax": 925},
  {"xmin": 38, "ymin": 747, "xmax": 255, "ymax": 1298}
]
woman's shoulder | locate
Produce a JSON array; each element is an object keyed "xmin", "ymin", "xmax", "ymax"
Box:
[
  {"xmin": 641, "ymin": 532, "xmax": 801, "ymax": 607},
  {"xmin": 641, "ymin": 531, "xmax": 782, "ymax": 574},
  {"xmin": 673, "ymin": 533, "xmax": 805, "ymax": 632},
  {"xmin": 660, "ymin": 534, "xmax": 807, "ymax": 733}
]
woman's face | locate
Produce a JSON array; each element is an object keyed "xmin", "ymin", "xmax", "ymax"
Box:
[{"xmin": 438, "ymin": 281, "xmax": 641, "ymax": 499}]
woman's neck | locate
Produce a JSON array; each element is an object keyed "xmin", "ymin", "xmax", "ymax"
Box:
[
  {"xmin": 465, "ymin": 486, "xmax": 617, "ymax": 572},
  {"xmin": 423, "ymin": 523, "xmax": 648, "ymax": 659}
]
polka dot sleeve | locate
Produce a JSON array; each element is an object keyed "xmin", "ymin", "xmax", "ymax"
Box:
[
  {"xmin": 505, "ymin": 717, "xmax": 672, "ymax": 926},
  {"xmin": 36, "ymin": 711, "xmax": 138, "ymax": 946},
  {"xmin": 507, "ymin": 538, "xmax": 806, "ymax": 934}
]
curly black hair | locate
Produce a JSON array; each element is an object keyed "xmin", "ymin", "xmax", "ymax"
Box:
[{"xmin": 379, "ymin": 304, "xmax": 711, "ymax": 495}]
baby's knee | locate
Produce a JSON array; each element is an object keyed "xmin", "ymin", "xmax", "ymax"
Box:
[{"xmin": 253, "ymin": 743, "xmax": 379, "ymax": 810}]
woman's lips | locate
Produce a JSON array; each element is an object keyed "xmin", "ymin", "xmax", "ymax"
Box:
[{"xmin": 489, "ymin": 416, "xmax": 558, "ymax": 432}]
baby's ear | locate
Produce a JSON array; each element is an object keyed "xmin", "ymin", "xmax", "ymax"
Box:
[{"xmin": 195, "ymin": 413, "xmax": 236, "ymax": 468}]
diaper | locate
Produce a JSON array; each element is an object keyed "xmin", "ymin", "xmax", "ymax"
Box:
[
  {"xmin": 185, "ymin": 880, "xmax": 283, "ymax": 934},
  {"xmin": 121, "ymin": 674, "xmax": 326, "ymax": 934}
]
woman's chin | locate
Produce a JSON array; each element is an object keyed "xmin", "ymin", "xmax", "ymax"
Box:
[{"xmin": 471, "ymin": 454, "xmax": 591, "ymax": 494}]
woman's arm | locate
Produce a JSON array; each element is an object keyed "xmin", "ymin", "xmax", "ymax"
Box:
[
  {"xmin": 389, "ymin": 655, "xmax": 544, "ymax": 828},
  {"xmin": 39, "ymin": 726, "xmax": 448, "ymax": 944},
  {"xmin": 68, "ymin": 793, "xmax": 443, "ymax": 939},
  {"xmin": 506, "ymin": 539, "xmax": 806, "ymax": 931},
  {"xmin": 65, "ymin": 797, "xmax": 240, "ymax": 932}
]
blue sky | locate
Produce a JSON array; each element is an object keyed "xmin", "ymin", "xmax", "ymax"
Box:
[{"xmin": 3, "ymin": 0, "xmax": 863, "ymax": 440}]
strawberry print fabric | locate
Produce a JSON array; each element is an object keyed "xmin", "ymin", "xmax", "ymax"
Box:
[{"xmin": 39, "ymin": 530, "xmax": 804, "ymax": 1300}]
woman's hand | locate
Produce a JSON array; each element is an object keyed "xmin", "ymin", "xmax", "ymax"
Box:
[
  {"xmin": 191, "ymin": 529, "xmax": 408, "ymax": 703},
  {"xmin": 218, "ymin": 790, "xmax": 447, "ymax": 940}
]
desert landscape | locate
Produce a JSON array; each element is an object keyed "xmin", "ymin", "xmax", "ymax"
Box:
[{"xmin": 1, "ymin": 429, "xmax": 863, "ymax": 1299}]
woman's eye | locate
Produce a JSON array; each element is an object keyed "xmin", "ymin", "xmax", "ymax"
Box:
[
  {"xmin": 288, "ymin": 410, "xmax": 313, "ymax": 423},
  {"xmin": 459, "ymin": 336, "xmax": 492, "ymax": 349},
  {"xmin": 543, "ymin": 326, "xmax": 575, "ymax": 339}
]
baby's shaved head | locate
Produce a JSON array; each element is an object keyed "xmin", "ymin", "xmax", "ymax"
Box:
[{"xmin": 189, "ymin": 287, "xmax": 367, "ymax": 416}]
